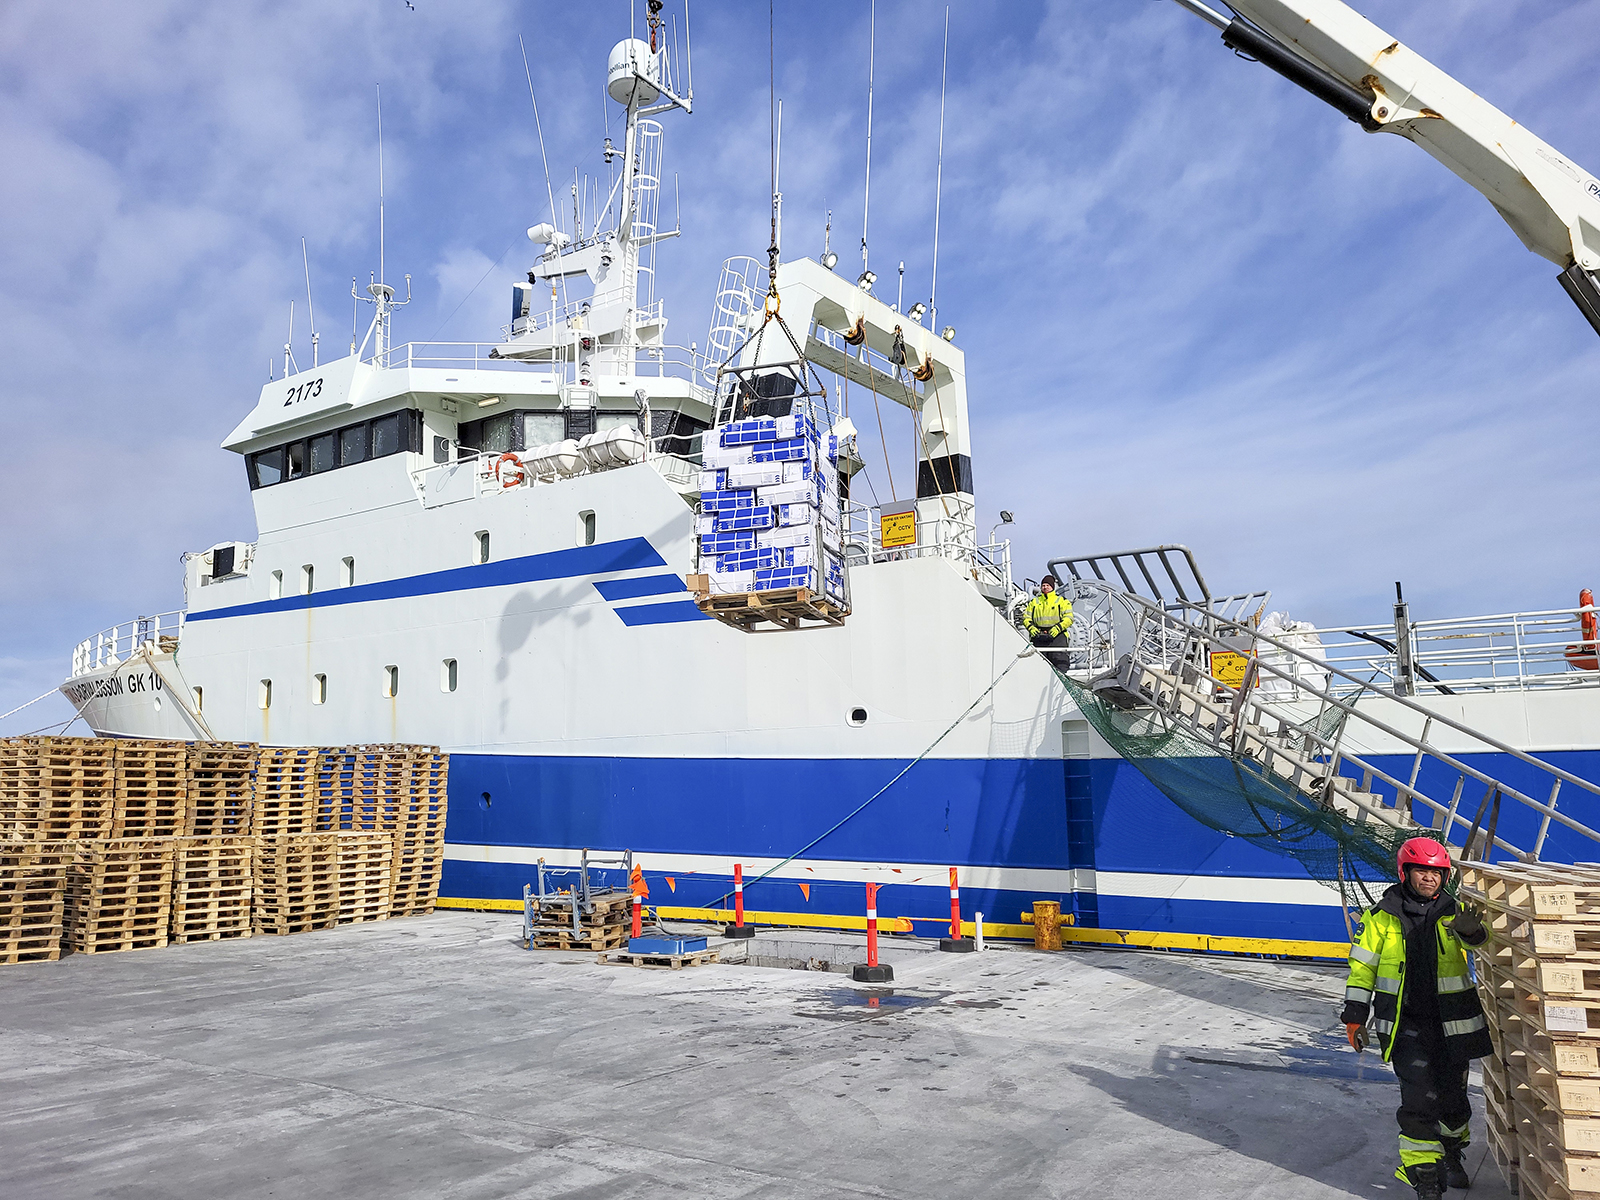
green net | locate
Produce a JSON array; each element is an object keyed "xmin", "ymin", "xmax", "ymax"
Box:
[{"xmin": 1054, "ymin": 667, "xmax": 1408, "ymax": 913}]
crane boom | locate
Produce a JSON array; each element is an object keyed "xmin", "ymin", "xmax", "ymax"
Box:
[{"xmin": 1174, "ymin": 0, "xmax": 1600, "ymax": 337}]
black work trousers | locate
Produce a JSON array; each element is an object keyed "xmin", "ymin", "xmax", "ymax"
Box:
[{"xmin": 1391, "ymin": 1022, "xmax": 1472, "ymax": 1156}]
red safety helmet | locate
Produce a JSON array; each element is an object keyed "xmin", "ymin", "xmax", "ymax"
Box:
[{"xmin": 1397, "ymin": 836, "xmax": 1451, "ymax": 880}]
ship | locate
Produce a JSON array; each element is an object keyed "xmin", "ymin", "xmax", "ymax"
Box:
[{"xmin": 55, "ymin": 17, "xmax": 1600, "ymax": 955}]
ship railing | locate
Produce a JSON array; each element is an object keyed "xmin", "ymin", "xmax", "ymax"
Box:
[
  {"xmin": 1114, "ymin": 593, "xmax": 1600, "ymax": 862},
  {"xmin": 71, "ymin": 610, "xmax": 185, "ymax": 678},
  {"xmin": 374, "ymin": 340, "xmax": 714, "ymax": 399},
  {"xmin": 1298, "ymin": 607, "xmax": 1600, "ymax": 699},
  {"xmin": 410, "ymin": 444, "xmax": 701, "ymax": 503},
  {"xmin": 500, "ymin": 291, "xmax": 668, "ymax": 339},
  {"xmin": 839, "ymin": 499, "xmax": 1012, "ymax": 593}
]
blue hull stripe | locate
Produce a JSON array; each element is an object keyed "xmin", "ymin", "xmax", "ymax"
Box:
[
  {"xmin": 594, "ymin": 573, "xmax": 687, "ymax": 601},
  {"xmin": 614, "ymin": 599, "xmax": 710, "ymax": 625},
  {"xmin": 187, "ymin": 537, "xmax": 666, "ymax": 623}
]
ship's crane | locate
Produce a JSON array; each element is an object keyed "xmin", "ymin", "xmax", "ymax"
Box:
[{"xmin": 1172, "ymin": 0, "xmax": 1600, "ymax": 337}]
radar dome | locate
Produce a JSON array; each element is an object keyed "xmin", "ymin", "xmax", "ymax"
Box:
[{"xmin": 607, "ymin": 38, "xmax": 660, "ymax": 106}]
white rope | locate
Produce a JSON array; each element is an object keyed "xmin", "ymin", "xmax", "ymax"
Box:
[{"xmin": 0, "ymin": 687, "xmax": 63, "ymax": 724}]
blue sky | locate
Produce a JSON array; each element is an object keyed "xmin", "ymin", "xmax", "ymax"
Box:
[{"xmin": 3, "ymin": 0, "xmax": 1599, "ymax": 731}]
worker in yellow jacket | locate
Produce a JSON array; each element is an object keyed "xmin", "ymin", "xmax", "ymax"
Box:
[
  {"xmin": 1342, "ymin": 837, "xmax": 1490, "ymax": 1200},
  {"xmin": 1023, "ymin": 575, "xmax": 1073, "ymax": 649}
]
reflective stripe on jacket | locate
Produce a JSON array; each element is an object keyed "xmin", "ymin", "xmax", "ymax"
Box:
[
  {"xmin": 1024, "ymin": 591, "xmax": 1073, "ymax": 633},
  {"xmin": 1344, "ymin": 885, "xmax": 1492, "ymax": 1062}
]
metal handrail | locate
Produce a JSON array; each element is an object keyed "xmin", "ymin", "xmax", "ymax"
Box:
[
  {"xmin": 1115, "ymin": 593, "xmax": 1600, "ymax": 861},
  {"xmin": 71, "ymin": 610, "xmax": 185, "ymax": 678}
]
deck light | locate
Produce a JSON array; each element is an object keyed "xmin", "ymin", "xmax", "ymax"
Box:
[
  {"xmin": 478, "ymin": 396, "xmax": 502, "ymax": 408},
  {"xmin": 821, "ymin": 251, "xmax": 838, "ymax": 270},
  {"xmin": 857, "ymin": 270, "xmax": 876, "ymax": 292},
  {"xmin": 941, "ymin": 325, "xmax": 956, "ymax": 341},
  {"xmin": 907, "ymin": 301, "xmax": 926, "ymax": 322}
]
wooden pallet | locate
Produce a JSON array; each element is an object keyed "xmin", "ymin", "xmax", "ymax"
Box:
[
  {"xmin": 185, "ymin": 743, "xmax": 256, "ymax": 837},
  {"xmin": 113, "ymin": 742, "xmax": 189, "ymax": 839},
  {"xmin": 0, "ymin": 843, "xmax": 68, "ymax": 965},
  {"xmin": 334, "ymin": 832, "xmax": 393, "ymax": 926},
  {"xmin": 1463, "ymin": 862, "xmax": 1600, "ymax": 924},
  {"xmin": 253, "ymin": 832, "xmax": 339, "ymax": 934},
  {"xmin": 170, "ymin": 836, "xmax": 254, "ymax": 943},
  {"xmin": 599, "ymin": 947, "xmax": 721, "ymax": 970},
  {"xmin": 253, "ymin": 748, "xmax": 321, "ymax": 836},
  {"xmin": 694, "ymin": 586, "xmax": 848, "ymax": 632},
  {"xmin": 1485, "ymin": 907, "xmax": 1600, "ymax": 960},
  {"xmin": 1, "ymin": 737, "xmax": 117, "ymax": 840},
  {"xmin": 64, "ymin": 839, "xmax": 175, "ymax": 954}
]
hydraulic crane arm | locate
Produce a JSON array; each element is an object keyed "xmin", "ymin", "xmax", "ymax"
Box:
[{"xmin": 1174, "ymin": 0, "xmax": 1600, "ymax": 337}]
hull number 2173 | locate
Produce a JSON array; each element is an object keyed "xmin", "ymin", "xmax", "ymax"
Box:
[{"xmin": 285, "ymin": 377, "xmax": 324, "ymax": 406}]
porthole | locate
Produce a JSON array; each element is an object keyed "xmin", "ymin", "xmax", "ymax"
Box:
[
  {"xmin": 301, "ymin": 564, "xmax": 315, "ymax": 594},
  {"xmin": 312, "ymin": 673, "xmax": 327, "ymax": 705},
  {"xmin": 848, "ymin": 707, "xmax": 868, "ymax": 726},
  {"xmin": 383, "ymin": 665, "xmax": 399, "ymax": 699},
  {"xmin": 441, "ymin": 658, "xmax": 458, "ymax": 693},
  {"xmin": 578, "ymin": 510, "xmax": 596, "ymax": 546},
  {"xmin": 269, "ymin": 570, "xmax": 283, "ymax": 600},
  {"xmin": 341, "ymin": 557, "xmax": 355, "ymax": 587},
  {"xmin": 258, "ymin": 679, "xmax": 272, "ymax": 710},
  {"xmin": 474, "ymin": 530, "xmax": 490, "ymax": 565},
  {"xmin": 193, "ymin": 686, "xmax": 204, "ymax": 712}
]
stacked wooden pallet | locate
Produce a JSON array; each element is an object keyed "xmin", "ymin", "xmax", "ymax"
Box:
[
  {"xmin": 186, "ymin": 743, "xmax": 256, "ymax": 837},
  {"xmin": 171, "ymin": 836, "xmax": 255, "ymax": 943},
  {"xmin": 0, "ymin": 842, "xmax": 70, "ymax": 964},
  {"xmin": 253, "ymin": 833, "xmax": 340, "ymax": 934},
  {"xmin": 523, "ymin": 889, "xmax": 634, "ymax": 951},
  {"xmin": 316, "ymin": 746, "xmax": 448, "ymax": 917},
  {"xmin": 0, "ymin": 736, "xmax": 450, "ymax": 960},
  {"xmin": 64, "ymin": 839, "xmax": 175, "ymax": 954},
  {"xmin": 0, "ymin": 737, "xmax": 116, "ymax": 841},
  {"xmin": 1463, "ymin": 861, "xmax": 1600, "ymax": 1200}
]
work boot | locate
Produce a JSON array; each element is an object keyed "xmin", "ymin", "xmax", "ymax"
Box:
[
  {"xmin": 1405, "ymin": 1162, "xmax": 1445, "ymax": 1200},
  {"xmin": 1442, "ymin": 1145, "xmax": 1470, "ymax": 1190}
]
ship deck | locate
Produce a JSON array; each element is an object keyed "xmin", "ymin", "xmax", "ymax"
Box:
[{"xmin": 0, "ymin": 914, "xmax": 1511, "ymax": 1200}]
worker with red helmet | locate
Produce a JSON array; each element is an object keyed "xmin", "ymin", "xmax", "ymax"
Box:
[{"xmin": 1341, "ymin": 836, "xmax": 1491, "ymax": 1199}]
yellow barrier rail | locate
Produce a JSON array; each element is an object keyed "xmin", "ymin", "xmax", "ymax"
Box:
[{"xmin": 436, "ymin": 897, "xmax": 1350, "ymax": 960}]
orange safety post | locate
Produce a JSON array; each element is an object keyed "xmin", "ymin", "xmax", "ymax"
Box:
[
  {"xmin": 940, "ymin": 865, "xmax": 976, "ymax": 953},
  {"xmin": 723, "ymin": 862, "xmax": 756, "ymax": 939},
  {"xmin": 851, "ymin": 880, "xmax": 894, "ymax": 983}
]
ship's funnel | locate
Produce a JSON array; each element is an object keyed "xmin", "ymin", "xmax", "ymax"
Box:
[{"xmin": 607, "ymin": 38, "xmax": 659, "ymax": 107}]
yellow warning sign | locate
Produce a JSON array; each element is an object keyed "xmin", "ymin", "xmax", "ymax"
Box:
[
  {"xmin": 1209, "ymin": 650, "xmax": 1252, "ymax": 689},
  {"xmin": 880, "ymin": 509, "xmax": 917, "ymax": 549}
]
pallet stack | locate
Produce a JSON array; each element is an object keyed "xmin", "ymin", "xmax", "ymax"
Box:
[
  {"xmin": 1462, "ymin": 861, "xmax": 1600, "ymax": 1200},
  {"xmin": 522, "ymin": 890, "xmax": 634, "ymax": 951},
  {"xmin": 64, "ymin": 840, "xmax": 176, "ymax": 954},
  {"xmin": 1, "ymin": 737, "xmax": 116, "ymax": 841},
  {"xmin": 113, "ymin": 742, "xmax": 189, "ymax": 838},
  {"xmin": 170, "ymin": 836, "xmax": 255, "ymax": 943},
  {"xmin": 316, "ymin": 746, "xmax": 448, "ymax": 918},
  {"xmin": 0, "ymin": 842, "xmax": 70, "ymax": 964},
  {"xmin": 0, "ymin": 736, "xmax": 450, "ymax": 963}
]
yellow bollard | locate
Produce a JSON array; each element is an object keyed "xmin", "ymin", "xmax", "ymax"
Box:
[{"xmin": 1033, "ymin": 900, "xmax": 1062, "ymax": 951}]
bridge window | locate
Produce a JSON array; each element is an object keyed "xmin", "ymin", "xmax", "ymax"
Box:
[
  {"xmin": 522, "ymin": 412, "xmax": 563, "ymax": 446},
  {"xmin": 247, "ymin": 412, "xmax": 425, "ymax": 489},
  {"xmin": 310, "ymin": 432, "xmax": 337, "ymax": 473}
]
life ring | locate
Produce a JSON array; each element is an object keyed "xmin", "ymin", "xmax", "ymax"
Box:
[
  {"xmin": 1566, "ymin": 587, "xmax": 1598, "ymax": 671},
  {"xmin": 493, "ymin": 452, "xmax": 527, "ymax": 490}
]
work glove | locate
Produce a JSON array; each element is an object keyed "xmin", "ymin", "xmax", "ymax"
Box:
[
  {"xmin": 1049, "ymin": 625, "xmax": 1061, "ymax": 638},
  {"xmin": 1346, "ymin": 1023, "xmax": 1368, "ymax": 1053},
  {"xmin": 1452, "ymin": 903, "xmax": 1486, "ymax": 944}
]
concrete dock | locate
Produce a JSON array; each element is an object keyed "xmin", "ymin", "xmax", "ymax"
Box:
[{"xmin": 0, "ymin": 913, "xmax": 1513, "ymax": 1199}]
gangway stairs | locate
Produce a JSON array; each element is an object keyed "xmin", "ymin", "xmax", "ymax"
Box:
[{"xmin": 1048, "ymin": 547, "xmax": 1600, "ymax": 868}]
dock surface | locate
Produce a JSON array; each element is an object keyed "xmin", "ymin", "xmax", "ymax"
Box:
[{"xmin": 0, "ymin": 913, "xmax": 1512, "ymax": 1199}]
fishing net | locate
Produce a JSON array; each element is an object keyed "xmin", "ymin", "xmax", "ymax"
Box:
[{"xmin": 1053, "ymin": 667, "xmax": 1408, "ymax": 915}]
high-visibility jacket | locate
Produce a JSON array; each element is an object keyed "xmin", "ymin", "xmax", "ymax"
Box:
[
  {"xmin": 1024, "ymin": 591, "xmax": 1073, "ymax": 636},
  {"xmin": 1342, "ymin": 884, "xmax": 1492, "ymax": 1062}
]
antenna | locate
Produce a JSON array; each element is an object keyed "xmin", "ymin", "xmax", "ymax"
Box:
[
  {"xmin": 350, "ymin": 277, "xmax": 358, "ymax": 355},
  {"xmin": 284, "ymin": 300, "xmax": 296, "ymax": 377},
  {"xmin": 930, "ymin": 7, "xmax": 949, "ymax": 329},
  {"xmin": 301, "ymin": 237, "xmax": 319, "ymax": 367},
  {"xmin": 376, "ymin": 85, "xmax": 385, "ymax": 287},
  {"xmin": 861, "ymin": 0, "xmax": 875, "ymax": 281},
  {"xmin": 519, "ymin": 35, "xmax": 567, "ymax": 308},
  {"xmin": 684, "ymin": 0, "xmax": 694, "ymax": 101}
]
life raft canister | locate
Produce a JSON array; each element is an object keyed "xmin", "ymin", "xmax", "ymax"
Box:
[{"xmin": 1566, "ymin": 587, "xmax": 1598, "ymax": 671}]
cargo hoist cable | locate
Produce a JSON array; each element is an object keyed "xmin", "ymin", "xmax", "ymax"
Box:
[
  {"xmin": 703, "ymin": 643, "xmax": 1037, "ymax": 910},
  {"xmin": 0, "ymin": 686, "xmax": 62, "ymax": 724}
]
